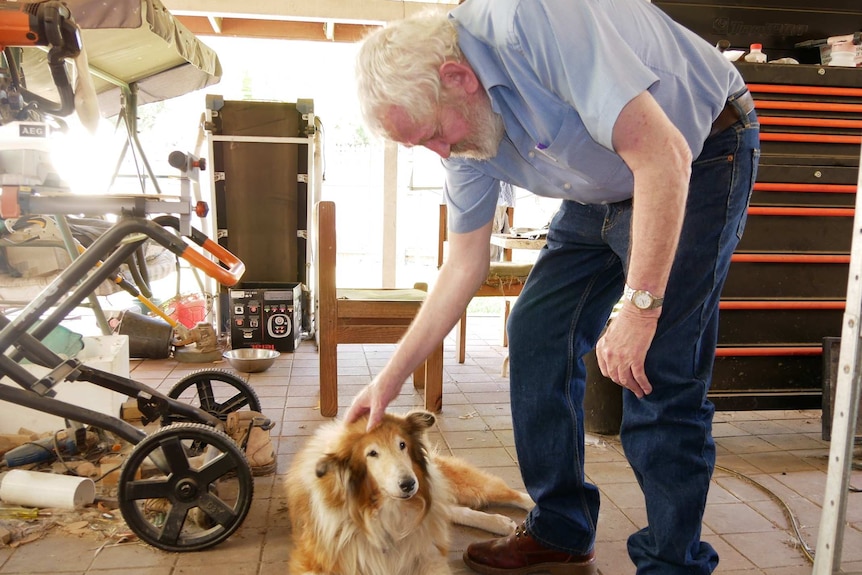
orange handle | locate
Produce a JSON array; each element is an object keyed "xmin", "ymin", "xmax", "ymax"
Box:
[
  {"xmin": 720, "ymin": 300, "xmax": 845, "ymax": 310},
  {"xmin": 759, "ymin": 133, "xmax": 862, "ymax": 144},
  {"xmin": 715, "ymin": 346, "xmax": 822, "ymax": 357},
  {"xmin": 755, "ymin": 100, "xmax": 862, "ymax": 113},
  {"xmin": 753, "ymin": 183, "xmax": 857, "ymax": 194},
  {"xmin": 758, "ymin": 116, "xmax": 862, "ymax": 129},
  {"xmin": 179, "ymin": 237, "xmax": 245, "ymax": 287},
  {"xmin": 732, "ymin": 253, "xmax": 850, "ymax": 264},
  {"xmin": 747, "ymin": 206, "xmax": 854, "ymax": 217},
  {"xmin": 748, "ymin": 84, "xmax": 862, "ymax": 98}
]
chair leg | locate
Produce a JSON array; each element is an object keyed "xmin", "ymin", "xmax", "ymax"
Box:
[
  {"xmin": 424, "ymin": 342, "xmax": 444, "ymax": 413},
  {"xmin": 413, "ymin": 362, "xmax": 426, "ymax": 389},
  {"xmin": 503, "ymin": 299, "xmax": 512, "ymax": 348},
  {"xmin": 319, "ymin": 339, "xmax": 338, "ymax": 418},
  {"xmin": 456, "ymin": 312, "xmax": 467, "ymax": 363}
]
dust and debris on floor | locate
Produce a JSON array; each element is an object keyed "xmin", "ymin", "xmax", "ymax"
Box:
[{"xmin": 0, "ymin": 407, "xmax": 148, "ymax": 549}]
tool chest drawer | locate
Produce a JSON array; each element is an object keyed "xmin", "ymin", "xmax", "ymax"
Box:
[
  {"xmin": 734, "ymin": 207, "xmax": 853, "ymax": 253},
  {"xmin": 752, "ymin": 164, "xmax": 857, "ymax": 207},
  {"xmin": 722, "ymin": 254, "xmax": 850, "ymax": 300}
]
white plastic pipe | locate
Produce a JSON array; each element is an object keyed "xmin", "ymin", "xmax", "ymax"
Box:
[{"xmin": 0, "ymin": 469, "xmax": 95, "ymax": 510}]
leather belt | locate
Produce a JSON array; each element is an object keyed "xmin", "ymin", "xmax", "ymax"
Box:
[{"xmin": 709, "ymin": 90, "xmax": 755, "ymax": 137}]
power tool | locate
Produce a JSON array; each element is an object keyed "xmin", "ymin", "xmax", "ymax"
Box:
[{"xmin": 0, "ymin": 0, "xmax": 83, "ymax": 119}]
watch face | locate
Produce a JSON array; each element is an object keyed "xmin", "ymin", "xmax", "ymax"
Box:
[{"xmin": 633, "ymin": 291, "xmax": 652, "ymax": 309}]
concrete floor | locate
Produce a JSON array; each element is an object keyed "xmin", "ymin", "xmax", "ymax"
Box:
[{"xmin": 0, "ymin": 315, "xmax": 860, "ymax": 574}]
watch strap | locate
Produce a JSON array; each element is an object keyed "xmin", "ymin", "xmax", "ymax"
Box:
[{"xmin": 623, "ymin": 284, "xmax": 664, "ymax": 310}]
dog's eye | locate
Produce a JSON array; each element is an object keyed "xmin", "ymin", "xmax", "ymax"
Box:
[
  {"xmin": 367, "ymin": 450, "xmax": 378, "ymax": 458},
  {"xmin": 399, "ymin": 441, "xmax": 406, "ymax": 451}
]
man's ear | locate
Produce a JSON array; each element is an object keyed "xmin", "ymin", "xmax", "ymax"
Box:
[{"xmin": 439, "ymin": 61, "xmax": 480, "ymax": 94}]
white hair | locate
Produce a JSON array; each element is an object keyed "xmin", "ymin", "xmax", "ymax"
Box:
[{"xmin": 356, "ymin": 11, "xmax": 462, "ymax": 138}]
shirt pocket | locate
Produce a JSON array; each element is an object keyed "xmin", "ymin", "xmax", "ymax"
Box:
[{"xmin": 533, "ymin": 108, "xmax": 629, "ymax": 189}]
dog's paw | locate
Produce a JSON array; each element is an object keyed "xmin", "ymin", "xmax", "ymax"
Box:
[{"xmin": 484, "ymin": 513, "xmax": 518, "ymax": 535}]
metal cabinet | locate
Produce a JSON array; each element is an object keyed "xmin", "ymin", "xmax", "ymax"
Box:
[{"xmin": 712, "ymin": 63, "xmax": 862, "ymax": 410}]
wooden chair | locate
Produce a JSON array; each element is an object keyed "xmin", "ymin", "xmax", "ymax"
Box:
[
  {"xmin": 437, "ymin": 203, "xmax": 534, "ymax": 363},
  {"xmin": 315, "ymin": 200, "xmax": 444, "ymax": 417}
]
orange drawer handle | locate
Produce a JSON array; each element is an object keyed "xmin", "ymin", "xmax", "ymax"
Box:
[
  {"xmin": 720, "ymin": 300, "xmax": 845, "ymax": 310},
  {"xmin": 758, "ymin": 116, "xmax": 862, "ymax": 129},
  {"xmin": 747, "ymin": 206, "xmax": 854, "ymax": 217},
  {"xmin": 760, "ymin": 133, "xmax": 862, "ymax": 144},
  {"xmin": 755, "ymin": 100, "xmax": 862, "ymax": 113},
  {"xmin": 731, "ymin": 253, "xmax": 850, "ymax": 264},
  {"xmin": 715, "ymin": 346, "xmax": 822, "ymax": 357},
  {"xmin": 748, "ymin": 83, "xmax": 862, "ymax": 97},
  {"xmin": 753, "ymin": 183, "xmax": 857, "ymax": 194}
]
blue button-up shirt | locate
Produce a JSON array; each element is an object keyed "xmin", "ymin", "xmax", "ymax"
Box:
[{"xmin": 444, "ymin": 0, "xmax": 746, "ymax": 233}]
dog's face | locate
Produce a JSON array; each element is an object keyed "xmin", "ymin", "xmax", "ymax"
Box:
[{"xmin": 315, "ymin": 411, "xmax": 435, "ymax": 502}]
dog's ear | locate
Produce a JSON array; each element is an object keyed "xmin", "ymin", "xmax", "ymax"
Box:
[
  {"xmin": 315, "ymin": 453, "xmax": 338, "ymax": 478},
  {"xmin": 405, "ymin": 410, "xmax": 435, "ymax": 431}
]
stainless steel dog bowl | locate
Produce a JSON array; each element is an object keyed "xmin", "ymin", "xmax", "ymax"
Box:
[{"xmin": 222, "ymin": 348, "xmax": 280, "ymax": 373}]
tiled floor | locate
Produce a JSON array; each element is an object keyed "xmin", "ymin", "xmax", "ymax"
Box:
[{"xmin": 1, "ymin": 315, "xmax": 861, "ymax": 574}]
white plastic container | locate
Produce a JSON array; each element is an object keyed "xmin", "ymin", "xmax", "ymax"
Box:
[
  {"xmin": 0, "ymin": 335, "xmax": 130, "ymax": 434},
  {"xmin": 828, "ymin": 42, "xmax": 857, "ymax": 67},
  {"xmin": 0, "ymin": 469, "xmax": 96, "ymax": 509},
  {"xmin": 744, "ymin": 43, "xmax": 767, "ymax": 63}
]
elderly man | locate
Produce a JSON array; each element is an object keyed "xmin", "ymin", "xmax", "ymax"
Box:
[{"xmin": 345, "ymin": 1, "xmax": 759, "ymax": 573}]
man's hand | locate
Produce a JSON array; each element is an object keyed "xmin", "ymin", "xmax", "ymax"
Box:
[
  {"xmin": 344, "ymin": 377, "xmax": 394, "ymax": 430},
  {"xmin": 595, "ymin": 305, "xmax": 659, "ymax": 398}
]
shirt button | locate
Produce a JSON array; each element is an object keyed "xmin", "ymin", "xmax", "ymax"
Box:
[
  {"xmin": 563, "ymin": 183, "xmax": 571, "ymax": 190},
  {"xmin": 528, "ymin": 151, "xmax": 536, "ymax": 158}
]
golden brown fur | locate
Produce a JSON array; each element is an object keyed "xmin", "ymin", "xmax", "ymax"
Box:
[{"xmin": 286, "ymin": 411, "xmax": 533, "ymax": 575}]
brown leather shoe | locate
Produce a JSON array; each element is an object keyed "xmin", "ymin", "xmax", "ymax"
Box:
[{"xmin": 463, "ymin": 523, "xmax": 597, "ymax": 575}]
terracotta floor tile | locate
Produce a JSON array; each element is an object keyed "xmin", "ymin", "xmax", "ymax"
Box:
[
  {"xmin": 704, "ymin": 502, "xmax": 780, "ymax": 534},
  {"xmin": 722, "ymin": 530, "xmax": 812, "ymax": 569}
]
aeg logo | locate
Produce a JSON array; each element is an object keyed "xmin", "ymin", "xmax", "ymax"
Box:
[{"xmin": 18, "ymin": 124, "xmax": 47, "ymax": 138}]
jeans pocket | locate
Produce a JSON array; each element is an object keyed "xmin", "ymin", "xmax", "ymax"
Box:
[{"xmin": 736, "ymin": 148, "xmax": 760, "ymax": 240}]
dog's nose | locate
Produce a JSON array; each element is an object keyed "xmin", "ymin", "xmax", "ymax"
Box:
[{"xmin": 399, "ymin": 477, "xmax": 416, "ymax": 494}]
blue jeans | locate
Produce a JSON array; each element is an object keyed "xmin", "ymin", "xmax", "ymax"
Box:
[{"xmin": 507, "ymin": 102, "xmax": 759, "ymax": 574}]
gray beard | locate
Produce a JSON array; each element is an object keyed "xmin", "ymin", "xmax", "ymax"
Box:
[{"xmin": 450, "ymin": 101, "xmax": 505, "ymax": 161}]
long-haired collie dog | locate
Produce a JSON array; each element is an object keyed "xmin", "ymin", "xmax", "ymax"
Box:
[{"xmin": 286, "ymin": 410, "xmax": 534, "ymax": 575}]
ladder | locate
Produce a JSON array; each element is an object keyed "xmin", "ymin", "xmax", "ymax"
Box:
[{"xmin": 812, "ymin": 142, "xmax": 862, "ymax": 575}]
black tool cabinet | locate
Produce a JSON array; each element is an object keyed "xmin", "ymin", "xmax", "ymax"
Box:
[
  {"xmin": 651, "ymin": 0, "xmax": 862, "ymax": 416},
  {"xmin": 711, "ymin": 62, "xmax": 862, "ymax": 411}
]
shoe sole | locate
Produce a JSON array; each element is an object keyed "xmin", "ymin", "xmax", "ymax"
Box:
[{"xmin": 462, "ymin": 551, "xmax": 598, "ymax": 575}]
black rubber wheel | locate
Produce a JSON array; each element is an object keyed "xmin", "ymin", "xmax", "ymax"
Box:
[
  {"xmin": 118, "ymin": 422, "xmax": 254, "ymax": 552},
  {"xmin": 162, "ymin": 369, "xmax": 261, "ymax": 427}
]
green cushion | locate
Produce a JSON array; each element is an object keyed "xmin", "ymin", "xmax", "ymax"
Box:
[{"xmin": 336, "ymin": 288, "xmax": 427, "ymax": 301}]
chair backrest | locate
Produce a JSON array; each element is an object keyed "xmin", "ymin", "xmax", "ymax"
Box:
[
  {"xmin": 315, "ymin": 200, "xmax": 337, "ymax": 343},
  {"xmin": 437, "ymin": 203, "xmax": 515, "ymax": 269}
]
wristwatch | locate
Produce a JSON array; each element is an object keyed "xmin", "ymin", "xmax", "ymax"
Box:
[{"xmin": 623, "ymin": 284, "xmax": 664, "ymax": 310}]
